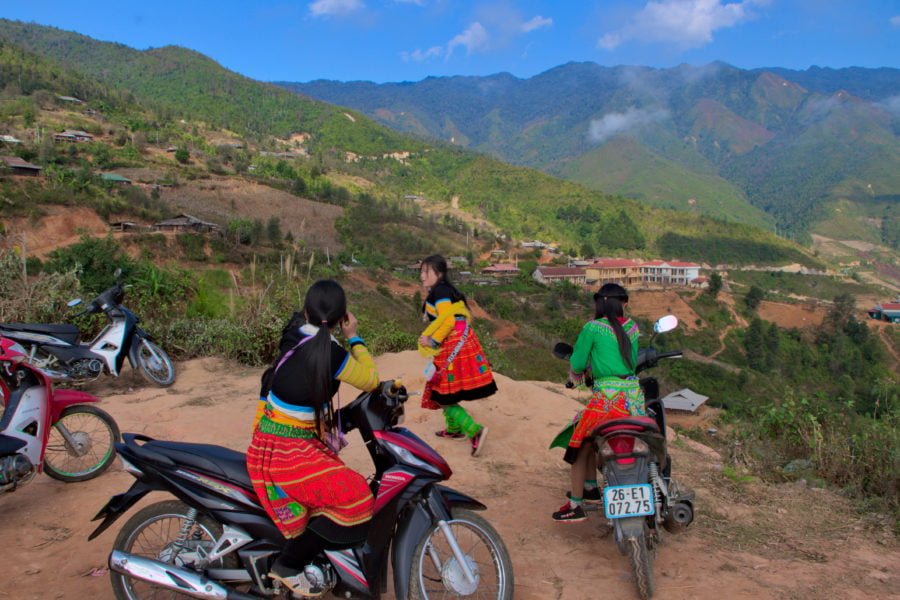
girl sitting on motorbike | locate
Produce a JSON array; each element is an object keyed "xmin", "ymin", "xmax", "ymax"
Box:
[
  {"xmin": 247, "ymin": 279, "xmax": 380, "ymax": 596},
  {"xmin": 552, "ymin": 282, "xmax": 646, "ymax": 523}
]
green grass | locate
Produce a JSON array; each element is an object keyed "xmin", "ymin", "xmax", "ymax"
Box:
[{"xmin": 728, "ymin": 270, "xmax": 878, "ymax": 302}]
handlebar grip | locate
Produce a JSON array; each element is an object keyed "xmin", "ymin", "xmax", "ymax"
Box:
[{"xmin": 657, "ymin": 351, "xmax": 683, "ymax": 359}]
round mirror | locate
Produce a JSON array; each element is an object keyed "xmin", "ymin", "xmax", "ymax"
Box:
[
  {"xmin": 114, "ymin": 267, "xmax": 123, "ymax": 279},
  {"xmin": 67, "ymin": 298, "xmax": 83, "ymax": 308},
  {"xmin": 654, "ymin": 314, "xmax": 678, "ymax": 333}
]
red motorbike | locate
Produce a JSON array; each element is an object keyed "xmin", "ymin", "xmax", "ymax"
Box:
[{"xmin": 0, "ymin": 336, "xmax": 120, "ymax": 493}]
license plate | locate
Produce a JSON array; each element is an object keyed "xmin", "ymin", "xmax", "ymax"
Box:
[{"xmin": 604, "ymin": 484, "xmax": 655, "ymax": 519}]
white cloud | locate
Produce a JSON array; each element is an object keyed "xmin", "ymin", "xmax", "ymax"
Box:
[
  {"xmin": 309, "ymin": 0, "xmax": 364, "ymax": 18},
  {"xmin": 447, "ymin": 22, "xmax": 491, "ymax": 57},
  {"xmin": 598, "ymin": 0, "xmax": 769, "ymax": 50},
  {"xmin": 891, "ymin": 15, "xmax": 900, "ymax": 28},
  {"xmin": 521, "ymin": 15, "xmax": 553, "ymax": 33},
  {"xmin": 588, "ymin": 107, "xmax": 670, "ymax": 143},
  {"xmin": 880, "ymin": 95, "xmax": 900, "ymax": 117},
  {"xmin": 401, "ymin": 46, "xmax": 444, "ymax": 62}
]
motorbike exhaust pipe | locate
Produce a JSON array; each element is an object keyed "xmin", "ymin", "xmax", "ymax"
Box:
[
  {"xmin": 663, "ymin": 500, "xmax": 694, "ymax": 533},
  {"xmin": 109, "ymin": 550, "xmax": 255, "ymax": 600}
]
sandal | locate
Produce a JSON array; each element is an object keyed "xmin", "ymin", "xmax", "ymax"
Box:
[{"xmin": 435, "ymin": 429, "xmax": 466, "ymax": 440}]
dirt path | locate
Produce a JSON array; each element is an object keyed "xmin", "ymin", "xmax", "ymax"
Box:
[
  {"xmin": 1, "ymin": 354, "xmax": 896, "ymax": 600},
  {"xmin": 710, "ymin": 293, "xmax": 748, "ymax": 359}
]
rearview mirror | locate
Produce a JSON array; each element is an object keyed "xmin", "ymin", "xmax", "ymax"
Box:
[
  {"xmin": 654, "ymin": 315, "xmax": 678, "ymax": 334},
  {"xmin": 552, "ymin": 342, "xmax": 573, "ymax": 360},
  {"xmin": 67, "ymin": 298, "xmax": 83, "ymax": 308},
  {"xmin": 114, "ymin": 267, "xmax": 123, "ymax": 279}
]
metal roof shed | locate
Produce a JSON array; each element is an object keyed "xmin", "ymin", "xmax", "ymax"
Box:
[{"xmin": 661, "ymin": 388, "xmax": 709, "ymax": 412}]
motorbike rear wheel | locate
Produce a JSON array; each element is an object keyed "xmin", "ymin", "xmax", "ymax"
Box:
[
  {"xmin": 628, "ymin": 534, "xmax": 655, "ymax": 600},
  {"xmin": 135, "ymin": 339, "xmax": 175, "ymax": 387},
  {"xmin": 43, "ymin": 405, "xmax": 119, "ymax": 482},
  {"xmin": 409, "ymin": 508, "xmax": 514, "ymax": 600},
  {"xmin": 110, "ymin": 500, "xmax": 237, "ymax": 600}
]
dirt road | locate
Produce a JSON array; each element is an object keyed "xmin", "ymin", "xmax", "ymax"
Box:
[{"xmin": 1, "ymin": 353, "xmax": 896, "ymax": 600}]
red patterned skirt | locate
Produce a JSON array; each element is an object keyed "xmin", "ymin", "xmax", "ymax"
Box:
[
  {"xmin": 422, "ymin": 320, "xmax": 497, "ymax": 409},
  {"xmin": 246, "ymin": 418, "xmax": 374, "ymax": 539},
  {"xmin": 569, "ymin": 377, "xmax": 646, "ymax": 449}
]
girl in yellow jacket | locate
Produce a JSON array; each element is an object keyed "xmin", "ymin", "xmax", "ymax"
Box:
[{"xmin": 418, "ymin": 255, "xmax": 497, "ymax": 456}]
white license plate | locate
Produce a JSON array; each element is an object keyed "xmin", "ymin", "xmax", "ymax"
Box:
[{"xmin": 604, "ymin": 484, "xmax": 655, "ymax": 519}]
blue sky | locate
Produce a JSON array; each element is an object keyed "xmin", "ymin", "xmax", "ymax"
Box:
[{"xmin": 4, "ymin": 1, "xmax": 899, "ymax": 83}]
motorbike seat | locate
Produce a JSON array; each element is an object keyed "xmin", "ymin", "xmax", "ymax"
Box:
[
  {"xmin": 0, "ymin": 434, "xmax": 27, "ymax": 455},
  {"xmin": 144, "ymin": 440, "xmax": 253, "ymax": 489},
  {"xmin": 594, "ymin": 417, "xmax": 660, "ymax": 436},
  {"xmin": 1, "ymin": 323, "xmax": 81, "ymax": 344}
]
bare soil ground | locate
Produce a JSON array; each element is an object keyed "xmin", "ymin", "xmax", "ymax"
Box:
[
  {"xmin": 158, "ymin": 176, "xmax": 344, "ymax": 250},
  {"xmin": 2, "ymin": 353, "xmax": 896, "ymax": 600},
  {"xmin": 6, "ymin": 206, "xmax": 110, "ymax": 259}
]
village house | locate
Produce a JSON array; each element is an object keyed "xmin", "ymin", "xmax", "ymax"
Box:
[
  {"xmin": 661, "ymin": 388, "xmax": 710, "ymax": 412},
  {"xmin": 56, "ymin": 95, "xmax": 84, "ymax": 104},
  {"xmin": 641, "ymin": 260, "xmax": 702, "ymax": 286},
  {"xmin": 0, "ymin": 135, "xmax": 22, "ymax": 145},
  {"xmin": 868, "ymin": 302, "xmax": 900, "ymax": 323},
  {"xmin": 585, "ymin": 258, "xmax": 643, "ymax": 287},
  {"xmin": 482, "ymin": 264, "xmax": 521, "ymax": 278},
  {"xmin": 532, "ymin": 266, "xmax": 586, "ymax": 286},
  {"xmin": 54, "ymin": 129, "xmax": 94, "ymax": 143},
  {"xmin": 101, "ymin": 173, "xmax": 132, "ymax": 185},
  {"xmin": 154, "ymin": 214, "xmax": 221, "ymax": 234},
  {"xmin": 0, "ymin": 155, "xmax": 42, "ymax": 176}
]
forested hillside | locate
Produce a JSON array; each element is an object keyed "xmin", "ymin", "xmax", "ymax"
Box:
[{"xmin": 282, "ymin": 62, "xmax": 900, "ymax": 241}]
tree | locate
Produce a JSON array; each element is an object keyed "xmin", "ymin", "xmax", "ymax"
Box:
[
  {"xmin": 743, "ymin": 318, "xmax": 766, "ymax": 370},
  {"xmin": 745, "ymin": 285, "xmax": 764, "ymax": 311},
  {"xmin": 707, "ymin": 272, "xmax": 723, "ymax": 298},
  {"xmin": 174, "ymin": 147, "xmax": 190, "ymax": 164},
  {"xmin": 266, "ymin": 216, "xmax": 283, "ymax": 246}
]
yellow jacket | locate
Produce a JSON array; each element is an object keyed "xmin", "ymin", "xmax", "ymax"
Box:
[{"xmin": 418, "ymin": 300, "xmax": 471, "ymax": 357}]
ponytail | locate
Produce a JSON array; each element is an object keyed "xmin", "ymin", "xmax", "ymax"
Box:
[{"xmin": 302, "ymin": 280, "xmax": 348, "ymax": 440}]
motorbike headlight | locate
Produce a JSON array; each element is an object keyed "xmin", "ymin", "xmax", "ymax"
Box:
[{"xmin": 383, "ymin": 441, "xmax": 441, "ymax": 476}]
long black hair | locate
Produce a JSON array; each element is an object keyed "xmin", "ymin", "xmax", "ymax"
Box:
[
  {"xmin": 594, "ymin": 282, "xmax": 634, "ymax": 370},
  {"xmin": 303, "ymin": 279, "xmax": 348, "ymax": 438},
  {"xmin": 421, "ymin": 254, "xmax": 466, "ymax": 304}
]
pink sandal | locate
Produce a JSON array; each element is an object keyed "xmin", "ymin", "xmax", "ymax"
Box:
[{"xmin": 435, "ymin": 429, "xmax": 466, "ymax": 440}]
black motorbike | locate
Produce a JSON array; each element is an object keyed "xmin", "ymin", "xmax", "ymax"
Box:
[
  {"xmin": 88, "ymin": 380, "xmax": 514, "ymax": 600},
  {"xmin": 0, "ymin": 271, "xmax": 174, "ymax": 387},
  {"xmin": 553, "ymin": 315, "xmax": 694, "ymax": 600}
]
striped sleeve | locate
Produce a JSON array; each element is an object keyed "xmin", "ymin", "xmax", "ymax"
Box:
[
  {"xmin": 421, "ymin": 297, "xmax": 457, "ymax": 344},
  {"xmin": 336, "ymin": 341, "xmax": 379, "ymax": 391}
]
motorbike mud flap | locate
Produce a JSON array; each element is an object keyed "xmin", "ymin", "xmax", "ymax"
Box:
[
  {"xmin": 88, "ymin": 480, "xmax": 156, "ymax": 540},
  {"xmin": 613, "ymin": 516, "xmax": 646, "ymax": 556}
]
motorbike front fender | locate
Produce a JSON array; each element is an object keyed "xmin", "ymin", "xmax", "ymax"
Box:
[
  {"xmin": 391, "ymin": 486, "xmax": 486, "ymax": 600},
  {"xmin": 49, "ymin": 389, "xmax": 101, "ymax": 423},
  {"xmin": 125, "ymin": 329, "xmax": 147, "ymax": 369}
]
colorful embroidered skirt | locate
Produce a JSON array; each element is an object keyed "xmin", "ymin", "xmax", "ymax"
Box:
[
  {"xmin": 569, "ymin": 377, "xmax": 646, "ymax": 449},
  {"xmin": 246, "ymin": 416, "xmax": 374, "ymax": 539},
  {"xmin": 422, "ymin": 320, "xmax": 497, "ymax": 409}
]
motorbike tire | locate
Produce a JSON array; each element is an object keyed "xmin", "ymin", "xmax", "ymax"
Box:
[
  {"xmin": 628, "ymin": 535, "xmax": 655, "ymax": 600},
  {"xmin": 110, "ymin": 500, "xmax": 238, "ymax": 600},
  {"xmin": 409, "ymin": 508, "xmax": 514, "ymax": 600},
  {"xmin": 43, "ymin": 405, "xmax": 120, "ymax": 482},
  {"xmin": 135, "ymin": 339, "xmax": 175, "ymax": 387}
]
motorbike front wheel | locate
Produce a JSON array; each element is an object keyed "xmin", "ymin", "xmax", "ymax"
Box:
[
  {"xmin": 43, "ymin": 405, "xmax": 120, "ymax": 482},
  {"xmin": 409, "ymin": 508, "xmax": 514, "ymax": 600},
  {"xmin": 110, "ymin": 500, "xmax": 237, "ymax": 600},
  {"xmin": 628, "ymin": 534, "xmax": 655, "ymax": 600},
  {"xmin": 135, "ymin": 339, "xmax": 175, "ymax": 387}
]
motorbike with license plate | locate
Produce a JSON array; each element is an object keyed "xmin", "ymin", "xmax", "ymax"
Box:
[
  {"xmin": 553, "ymin": 315, "xmax": 695, "ymax": 600},
  {"xmin": 0, "ymin": 270, "xmax": 175, "ymax": 387},
  {"xmin": 88, "ymin": 379, "xmax": 514, "ymax": 600},
  {"xmin": 0, "ymin": 336, "xmax": 120, "ymax": 493}
]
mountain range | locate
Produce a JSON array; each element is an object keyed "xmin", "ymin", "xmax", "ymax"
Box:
[{"xmin": 278, "ymin": 63, "xmax": 900, "ymax": 240}]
